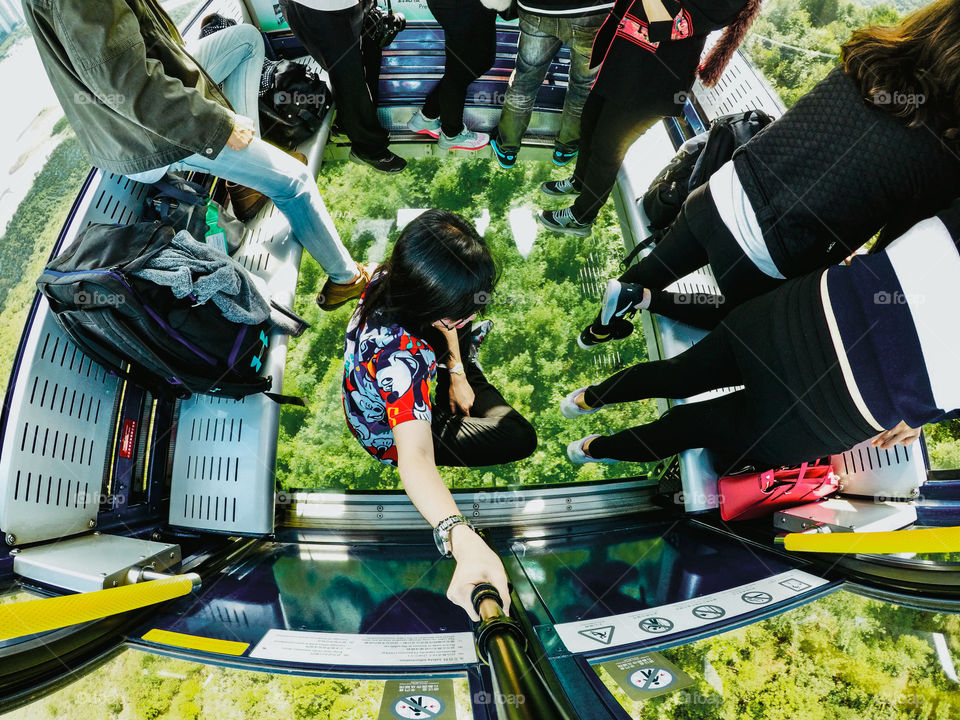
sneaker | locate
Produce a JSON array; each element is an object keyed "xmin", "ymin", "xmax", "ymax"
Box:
[
  {"xmin": 407, "ymin": 110, "xmax": 442, "ymax": 138},
  {"xmin": 540, "ymin": 178, "xmax": 580, "ymax": 198},
  {"xmin": 560, "ymin": 386, "xmax": 599, "ymax": 419},
  {"xmin": 537, "ymin": 207, "xmax": 591, "ymax": 237},
  {"xmin": 577, "ymin": 317, "xmax": 635, "ymax": 350},
  {"xmin": 438, "ymin": 125, "xmax": 489, "ymax": 151},
  {"xmin": 318, "ymin": 261, "xmax": 376, "ymax": 311},
  {"xmin": 567, "ymin": 435, "xmax": 618, "ymax": 465},
  {"xmin": 349, "ymin": 150, "xmax": 407, "ymax": 174},
  {"xmin": 490, "ymin": 135, "xmax": 517, "ymax": 169},
  {"xmin": 600, "ymin": 279, "xmax": 647, "ymax": 325},
  {"xmin": 553, "ymin": 145, "xmax": 579, "ymax": 166}
]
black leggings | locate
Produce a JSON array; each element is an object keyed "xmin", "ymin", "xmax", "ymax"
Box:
[
  {"xmin": 571, "ymin": 93, "xmax": 660, "ymax": 223},
  {"xmin": 583, "ymin": 273, "xmax": 878, "ymax": 473},
  {"xmin": 619, "ymin": 184, "xmax": 784, "ymax": 330},
  {"xmin": 279, "ymin": 0, "xmax": 389, "ymax": 158},
  {"xmin": 421, "ymin": 326, "xmax": 537, "ymax": 467},
  {"xmin": 422, "ymin": 0, "xmax": 498, "ymax": 137}
]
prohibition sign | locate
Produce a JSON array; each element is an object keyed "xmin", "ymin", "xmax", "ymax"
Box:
[
  {"xmin": 638, "ymin": 617, "xmax": 674, "ymax": 634},
  {"xmin": 392, "ymin": 694, "xmax": 445, "ymax": 719},
  {"xmin": 692, "ymin": 604, "xmax": 726, "ymax": 620},
  {"xmin": 741, "ymin": 591, "xmax": 773, "ymax": 605}
]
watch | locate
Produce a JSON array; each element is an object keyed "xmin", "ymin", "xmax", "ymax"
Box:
[{"xmin": 434, "ymin": 514, "xmax": 473, "ymax": 557}]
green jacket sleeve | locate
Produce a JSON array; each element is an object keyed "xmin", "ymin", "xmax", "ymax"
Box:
[{"xmin": 53, "ymin": 0, "xmax": 235, "ymax": 158}]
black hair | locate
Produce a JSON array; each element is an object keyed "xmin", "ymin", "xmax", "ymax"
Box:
[{"xmin": 356, "ymin": 209, "xmax": 499, "ymax": 332}]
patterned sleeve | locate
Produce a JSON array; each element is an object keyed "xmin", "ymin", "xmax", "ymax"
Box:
[
  {"xmin": 647, "ymin": 0, "xmax": 748, "ymax": 42},
  {"xmin": 371, "ymin": 332, "xmax": 437, "ymax": 429}
]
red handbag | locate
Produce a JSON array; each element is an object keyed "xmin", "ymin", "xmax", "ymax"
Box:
[{"xmin": 718, "ymin": 460, "xmax": 840, "ymax": 521}]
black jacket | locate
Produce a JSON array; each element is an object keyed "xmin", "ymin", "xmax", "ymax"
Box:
[
  {"xmin": 734, "ymin": 67, "xmax": 960, "ymax": 277},
  {"xmin": 589, "ymin": 0, "xmax": 747, "ymax": 113}
]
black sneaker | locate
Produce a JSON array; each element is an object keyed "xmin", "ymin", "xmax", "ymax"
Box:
[
  {"xmin": 537, "ymin": 207, "xmax": 591, "ymax": 237},
  {"xmin": 540, "ymin": 177, "xmax": 580, "ymax": 198},
  {"xmin": 553, "ymin": 145, "xmax": 579, "ymax": 166},
  {"xmin": 349, "ymin": 150, "xmax": 407, "ymax": 174},
  {"xmin": 600, "ymin": 279, "xmax": 647, "ymax": 325},
  {"xmin": 490, "ymin": 135, "xmax": 517, "ymax": 169},
  {"xmin": 577, "ymin": 317, "xmax": 634, "ymax": 350}
]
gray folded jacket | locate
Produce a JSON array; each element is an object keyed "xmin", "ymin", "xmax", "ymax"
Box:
[{"xmin": 131, "ymin": 230, "xmax": 270, "ymax": 325}]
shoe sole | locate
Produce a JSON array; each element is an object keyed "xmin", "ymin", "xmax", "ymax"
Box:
[
  {"xmin": 439, "ymin": 142, "xmax": 489, "ymax": 151},
  {"xmin": 552, "ymin": 155, "xmax": 577, "ymax": 166},
  {"xmin": 600, "ymin": 278, "xmax": 622, "ymax": 326},
  {"xmin": 539, "ymin": 185, "xmax": 580, "ymax": 198},
  {"xmin": 576, "ymin": 332, "xmax": 599, "ymax": 351},
  {"xmin": 536, "ymin": 214, "xmax": 591, "ymax": 237},
  {"xmin": 409, "ymin": 127, "xmax": 440, "ymax": 139}
]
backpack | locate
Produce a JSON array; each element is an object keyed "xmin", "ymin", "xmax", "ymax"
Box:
[
  {"xmin": 37, "ymin": 222, "xmax": 276, "ymax": 401},
  {"xmin": 258, "ymin": 60, "xmax": 332, "ymax": 149},
  {"xmin": 641, "ymin": 109, "xmax": 774, "ymax": 231},
  {"xmin": 142, "ymin": 174, "xmax": 245, "ymax": 256}
]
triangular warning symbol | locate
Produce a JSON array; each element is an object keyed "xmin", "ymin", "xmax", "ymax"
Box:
[{"xmin": 578, "ymin": 625, "xmax": 615, "ymax": 645}]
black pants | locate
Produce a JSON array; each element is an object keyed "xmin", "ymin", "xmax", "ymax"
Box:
[
  {"xmin": 620, "ymin": 184, "xmax": 784, "ymax": 330},
  {"xmin": 571, "ymin": 93, "xmax": 660, "ymax": 223},
  {"xmin": 420, "ymin": 325, "xmax": 537, "ymax": 467},
  {"xmin": 583, "ymin": 272, "xmax": 878, "ymax": 473},
  {"xmin": 422, "ymin": 0, "xmax": 498, "ymax": 137},
  {"xmin": 280, "ymin": 0, "xmax": 390, "ymax": 158}
]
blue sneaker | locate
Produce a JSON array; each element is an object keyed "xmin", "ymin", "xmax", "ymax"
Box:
[
  {"xmin": 553, "ymin": 145, "xmax": 579, "ymax": 166},
  {"xmin": 490, "ymin": 136, "xmax": 517, "ymax": 169},
  {"xmin": 407, "ymin": 110, "xmax": 441, "ymax": 139}
]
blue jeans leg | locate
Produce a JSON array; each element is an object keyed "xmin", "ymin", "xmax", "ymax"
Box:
[
  {"xmin": 497, "ymin": 12, "xmax": 562, "ymax": 152},
  {"xmin": 172, "ymin": 138, "xmax": 357, "ymax": 283},
  {"xmin": 555, "ymin": 14, "xmax": 603, "ymax": 150},
  {"xmin": 188, "ymin": 23, "xmax": 265, "ymax": 135}
]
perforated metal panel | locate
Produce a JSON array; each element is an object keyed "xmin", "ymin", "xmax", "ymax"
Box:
[
  {"xmin": 692, "ymin": 45, "xmax": 785, "ymax": 121},
  {"xmin": 831, "ymin": 438, "xmax": 926, "ymax": 500},
  {"xmin": 0, "ymin": 170, "xmax": 148, "ymax": 545}
]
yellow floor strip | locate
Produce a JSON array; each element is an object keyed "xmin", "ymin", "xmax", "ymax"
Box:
[
  {"xmin": 141, "ymin": 628, "xmax": 249, "ymax": 656},
  {"xmin": 784, "ymin": 525, "xmax": 960, "ymax": 554},
  {"xmin": 0, "ymin": 576, "xmax": 193, "ymax": 642}
]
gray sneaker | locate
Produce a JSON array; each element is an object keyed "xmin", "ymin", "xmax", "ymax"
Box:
[
  {"xmin": 438, "ymin": 125, "xmax": 489, "ymax": 151},
  {"xmin": 537, "ymin": 207, "xmax": 592, "ymax": 237},
  {"xmin": 407, "ymin": 110, "xmax": 441, "ymax": 138},
  {"xmin": 540, "ymin": 177, "xmax": 580, "ymax": 198}
]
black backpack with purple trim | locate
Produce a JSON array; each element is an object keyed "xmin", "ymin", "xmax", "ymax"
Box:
[{"xmin": 37, "ymin": 221, "xmax": 274, "ymax": 401}]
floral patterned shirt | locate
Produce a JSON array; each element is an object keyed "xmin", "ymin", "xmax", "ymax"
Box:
[{"xmin": 342, "ymin": 291, "xmax": 437, "ymax": 466}]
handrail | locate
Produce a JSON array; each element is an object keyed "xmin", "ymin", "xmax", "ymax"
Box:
[
  {"xmin": 776, "ymin": 526, "xmax": 960, "ymax": 554},
  {"xmin": 471, "ymin": 583, "xmax": 578, "ymax": 720}
]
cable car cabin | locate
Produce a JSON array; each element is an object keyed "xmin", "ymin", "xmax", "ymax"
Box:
[{"xmin": 0, "ymin": 0, "xmax": 958, "ymax": 718}]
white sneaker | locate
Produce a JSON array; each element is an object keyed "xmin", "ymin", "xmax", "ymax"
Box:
[
  {"xmin": 567, "ymin": 435, "xmax": 617, "ymax": 465},
  {"xmin": 438, "ymin": 125, "xmax": 489, "ymax": 151},
  {"xmin": 560, "ymin": 387, "xmax": 599, "ymax": 418},
  {"xmin": 408, "ymin": 110, "xmax": 441, "ymax": 138}
]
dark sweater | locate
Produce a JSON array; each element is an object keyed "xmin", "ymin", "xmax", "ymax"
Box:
[
  {"xmin": 825, "ymin": 199, "xmax": 960, "ymax": 430},
  {"xmin": 734, "ymin": 67, "xmax": 960, "ymax": 278}
]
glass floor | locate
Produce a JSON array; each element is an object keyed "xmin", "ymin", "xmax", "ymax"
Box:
[{"xmin": 275, "ymin": 155, "xmax": 660, "ymax": 492}]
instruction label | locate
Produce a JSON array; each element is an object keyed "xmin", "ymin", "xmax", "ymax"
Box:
[
  {"xmin": 555, "ymin": 570, "xmax": 827, "ymax": 653},
  {"xmin": 249, "ymin": 630, "xmax": 478, "ymax": 667},
  {"xmin": 377, "ymin": 679, "xmax": 456, "ymax": 720},
  {"xmin": 597, "ymin": 652, "xmax": 694, "ymax": 701}
]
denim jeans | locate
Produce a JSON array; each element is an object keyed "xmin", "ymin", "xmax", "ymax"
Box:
[
  {"xmin": 173, "ymin": 24, "xmax": 356, "ymax": 282},
  {"xmin": 496, "ymin": 10, "xmax": 605, "ymax": 153}
]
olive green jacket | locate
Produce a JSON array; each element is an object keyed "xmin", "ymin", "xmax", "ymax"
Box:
[{"xmin": 23, "ymin": 0, "xmax": 235, "ymax": 175}]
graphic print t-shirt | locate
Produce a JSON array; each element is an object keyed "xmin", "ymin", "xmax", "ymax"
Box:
[{"xmin": 342, "ymin": 291, "xmax": 437, "ymax": 466}]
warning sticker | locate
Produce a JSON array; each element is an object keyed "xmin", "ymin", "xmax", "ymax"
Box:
[
  {"xmin": 377, "ymin": 679, "xmax": 455, "ymax": 720},
  {"xmin": 597, "ymin": 652, "xmax": 694, "ymax": 701},
  {"xmin": 119, "ymin": 418, "xmax": 137, "ymax": 459},
  {"xmin": 555, "ymin": 570, "xmax": 828, "ymax": 653},
  {"xmin": 249, "ymin": 630, "xmax": 478, "ymax": 667}
]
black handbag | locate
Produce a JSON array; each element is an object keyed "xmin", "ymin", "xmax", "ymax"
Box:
[
  {"xmin": 142, "ymin": 174, "xmax": 245, "ymax": 256},
  {"xmin": 258, "ymin": 59, "xmax": 332, "ymax": 148}
]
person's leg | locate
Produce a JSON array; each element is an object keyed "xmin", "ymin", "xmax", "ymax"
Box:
[
  {"xmin": 582, "ymin": 321, "xmax": 742, "ymax": 408},
  {"xmin": 554, "ymin": 13, "xmax": 604, "ymax": 152},
  {"xmin": 424, "ymin": 0, "xmax": 498, "ymax": 136},
  {"xmin": 188, "ymin": 23, "xmax": 265, "ymax": 134},
  {"xmin": 280, "ymin": 1, "xmax": 390, "ymax": 158},
  {"xmin": 172, "ymin": 138, "xmax": 357, "ymax": 282},
  {"xmin": 570, "ymin": 91, "xmax": 601, "ymax": 190},
  {"xmin": 496, "ymin": 12, "xmax": 562, "ymax": 152},
  {"xmin": 431, "ymin": 363, "xmax": 537, "ymax": 466},
  {"xmin": 571, "ymin": 100, "xmax": 660, "ymax": 223},
  {"xmin": 586, "ymin": 391, "xmax": 748, "ymax": 464}
]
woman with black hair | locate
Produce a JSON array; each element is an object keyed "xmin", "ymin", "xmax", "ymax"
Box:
[
  {"xmin": 578, "ymin": 0, "xmax": 960, "ymax": 345},
  {"xmin": 342, "ymin": 210, "xmax": 536, "ymax": 618}
]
